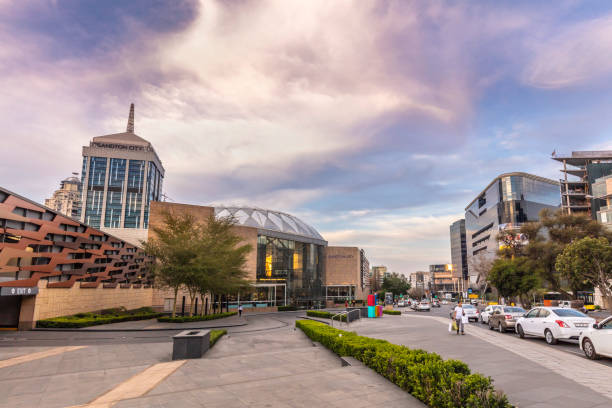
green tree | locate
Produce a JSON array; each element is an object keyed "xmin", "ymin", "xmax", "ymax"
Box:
[
  {"xmin": 381, "ymin": 272, "xmax": 411, "ymax": 297},
  {"xmin": 555, "ymin": 236, "xmax": 612, "ymax": 309},
  {"xmin": 143, "ymin": 211, "xmax": 200, "ymax": 317},
  {"xmin": 520, "ymin": 209, "xmax": 612, "ymax": 297},
  {"xmin": 488, "ymin": 257, "xmax": 539, "ymax": 308}
]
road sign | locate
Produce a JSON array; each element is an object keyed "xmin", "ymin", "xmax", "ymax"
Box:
[{"xmin": 467, "ymin": 288, "xmax": 473, "ymax": 294}]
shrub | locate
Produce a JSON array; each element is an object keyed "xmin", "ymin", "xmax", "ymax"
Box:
[
  {"xmin": 210, "ymin": 329, "xmax": 227, "ymax": 347},
  {"xmin": 383, "ymin": 310, "xmax": 401, "ymax": 315},
  {"xmin": 37, "ymin": 311, "xmax": 161, "ymax": 328},
  {"xmin": 306, "ymin": 310, "xmax": 347, "ymax": 322},
  {"xmin": 157, "ymin": 311, "xmax": 237, "ymax": 323},
  {"xmin": 295, "ymin": 320, "xmax": 511, "ymax": 408},
  {"xmin": 278, "ymin": 305, "xmax": 298, "ymax": 311}
]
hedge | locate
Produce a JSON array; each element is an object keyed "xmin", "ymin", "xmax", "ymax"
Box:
[
  {"xmin": 383, "ymin": 310, "xmax": 401, "ymax": 315},
  {"xmin": 295, "ymin": 320, "xmax": 511, "ymax": 408},
  {"xmin": 210, "ymin": 329, "xmax": 227, "ymax": 347},
  {"xmin": 158, "ymin": 311, "xmax": 237, "ymax": 323},
  {"xmin": 278, "ymin": 305, "xmax": 298, "ymax": 311},
  {"xmin": 306, "ymin": 310, "xmax": 347, "ymax": 322},
  {"xmin": 37, "ymin": 308, "xmax": 161, "ymax": 328}
]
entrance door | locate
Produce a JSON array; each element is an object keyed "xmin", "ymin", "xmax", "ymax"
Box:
[{"xmin": 0, "ymin": 296, "xmax": 21, "ymax": 328}]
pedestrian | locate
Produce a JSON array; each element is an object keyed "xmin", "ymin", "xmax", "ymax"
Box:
[
  {"xmin": 238, "ymin": 304, "xmax": 243, "ymax": 317},
  {"xmin": 345, "ymin": 300, "xmax": 348, "ymax": 308},
  {"xmin": 453, "ymin": 301, "xmax": 465, "ymax": 335}
]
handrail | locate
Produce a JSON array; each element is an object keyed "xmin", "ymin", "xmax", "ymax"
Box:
[
  {"xmin": 347, "ymin": 309, "xmax": 360, "ymax": 322},
  {"xmin": 331, "ymin": 311, "xmax": 347, "ymax": 328}
]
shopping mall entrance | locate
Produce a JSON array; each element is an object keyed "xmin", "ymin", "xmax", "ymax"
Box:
[{"xmin": 0, "ymin": 295, "xmax": 21, "ymax": 328}]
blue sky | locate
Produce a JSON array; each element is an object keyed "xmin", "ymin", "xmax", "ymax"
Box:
[{"xmin": 1, "ymin": 0, "xmax": 612, "ymax": 273}]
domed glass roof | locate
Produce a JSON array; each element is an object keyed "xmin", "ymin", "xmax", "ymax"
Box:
[{"xmin": 214, "ymin": 206, "xmax": 325, "ymax": 243}]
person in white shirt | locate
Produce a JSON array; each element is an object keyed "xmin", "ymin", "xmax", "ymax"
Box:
[{"xmin": 453, "ymin": 302, "xmax": 465, "ymax": 335}]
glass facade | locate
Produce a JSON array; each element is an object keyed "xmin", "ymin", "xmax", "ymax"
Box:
[
  {"xmin": 84, "ymin": 157, "xmax": 107, "ymax": 228},
  {"xmin": 465, "ymin": 174, "xmax": 560, "ymax": 276},
  {"xmin": 124, "ymin": 160, "xmax": 145, "ymax": 228},
  {"xmin": 449, "ymin": 219, "xmax": 468, "ymax": 280},
  {"xmin": 143, "ymin": 162, "xmax": 163, "ymax": 228},
  {"xmin": 104, "ymin": 158, "xmax": 126, "ymax": 228},
  {"xmin": 255, "ymin": 235, "xmax": 325, "ymax": 306}
]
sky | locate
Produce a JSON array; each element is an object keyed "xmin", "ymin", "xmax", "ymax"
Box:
[{"xmin": 2, "ymin": 0, "xmax": 612, "ymax": 274}]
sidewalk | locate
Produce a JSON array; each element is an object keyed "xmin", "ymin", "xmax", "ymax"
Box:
[
  {"xmin": 355, "ymin": 314, "xmax": 612, "ymax": 408},
  {"xmin": 70, "ymin": 315, "xmax": 247, "ymax": 331}
]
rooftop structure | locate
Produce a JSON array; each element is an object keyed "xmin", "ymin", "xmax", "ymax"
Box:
[
  {"xmin": 44, "ymin": 175, "xmax": 82, "ymax": 219},
  {"xmin": 552, "ymin": 151, "xmax": 612, "ymax": 218}
]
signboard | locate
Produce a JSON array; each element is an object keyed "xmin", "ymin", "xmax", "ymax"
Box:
[
  {"xmin": 0, "ymin": 287, "xmax": 39, "ymax": 296},
  {"xmin": 467, "ymin": 288, "xmax": 473, "ymax": 294},
  {"xmin": 468, "ymin": 294, "xmax": 478, "ymax": 299}
]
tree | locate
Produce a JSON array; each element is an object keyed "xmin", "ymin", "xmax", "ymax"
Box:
[
  {"xmin": 488, "ymin": 257, "xmax": 539, "ymax": 308},
  {"xmin": 143, "ymin": 211, "xmax": 201, "ymax": 317},
  {"xmin": 408, "ymin": 287, "xmax": 425, "ymax": 300},
  {"xmin": 520, "ymin": 209, "xmax": 612, "ymax": 297},
  {"xmin": 555, "ymin": 237, "xmax": 612, "ymax": 310},
  {"xmin": 381, "ymin": 272, "xmax": 411, "ymax": 297},
  {"xmin": 469, "ymin": 253, "xmax": 495, "ymax": 299}
]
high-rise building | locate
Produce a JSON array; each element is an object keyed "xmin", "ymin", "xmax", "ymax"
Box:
[
  {"xmin": 465, "ymin": 172, "xmax": 560, "ymax": 281},
  {"xmin": 371, "ymin": 265, "xmax": 387, "ymax": 290},
  {"xmin": 552, "ymin": 151, "xmax": 612, "ymax": 219},
  {"xmin": 449, "ymin": 219, "xmax": 468, "ymax": 286},
  {"xmin": 429, "ymin": 264, "xmax": 456, "ymax": 293},
  {"xmin": 44, "ymin": 175, "xmax": 82, "ymax": 218},
  {"xmin": 79, "ymin": 104, "xmax": 164, "ymax": 245}
]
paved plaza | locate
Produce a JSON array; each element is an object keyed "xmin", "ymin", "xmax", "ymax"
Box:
[{"xmin": 1, "ymin": 311, "xmax": 611, "ymax": 407}]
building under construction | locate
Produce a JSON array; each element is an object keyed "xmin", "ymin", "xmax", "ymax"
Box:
[{"xmin": 552, "ymin": 151, "xmax": 612, "ymax": 218}]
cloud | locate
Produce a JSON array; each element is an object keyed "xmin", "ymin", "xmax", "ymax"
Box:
[{"xmin": 524, "ymin": 15, "xmax": 612, "ymax": 89}]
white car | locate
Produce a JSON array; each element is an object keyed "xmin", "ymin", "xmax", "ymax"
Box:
[
  {"xmin": 397, "ymin": 300, "xmax": 405, "ymax": 307},
  {"xmin": 441, "ymin": 300, "xmax": 448, "ymax": 305},
  {"xmin": 449, "ymin": 304, "xmax": 479, "ymax": 322},
  {"xmin": 516, "ymin": 307, "xmax": 596, "ymax": 345},
  {"xmin": 480, "ymin": 305, "xmax": 503, "ymax": 324},
  {"xmin": 416, "ymin": 301, "xmax": 431, "ymax": 311},
  {"xmin": 579, "ymin": 316, "xmax": 612, "ymax": 360}
]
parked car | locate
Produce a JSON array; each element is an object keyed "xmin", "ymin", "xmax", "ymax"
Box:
[
  {"xmin": 432, "ymin": 299, "xmax": 440, "ymax": 308},
  {"xmin": 515, "ymin": 307, "xmax": 596, "ymax": 345},
  {"xmin": 487, "ymin": 306, "xmax": 526, "ymax": 332},
  {"xmin": 449, "ymin": 304, "xmax": 479, "ymax": 322},
  {"xmin": 579, "ymin": 316, "xmax": 612, "ymax": 360},
  {"xmin": 397, "ymin": 300, "xmax": 405, "ymax": 307},
  {"xmin": 417, "ymin": 301, "xmax": 431, "ymax": 312},
  {"xmin": 479, "ymin": 305, "xmax": 503, "ymax": 324}
]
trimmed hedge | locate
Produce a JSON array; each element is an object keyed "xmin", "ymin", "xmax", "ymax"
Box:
[
  {"xmin": 383, "ymin": 310, "xmax": 401, "ymax": 315},
  {"xmin": 278, "ymin": 305, "xmax": 298, "ymax": 311},
  {"xmin": 210, "ymin": 329, "xmax": 227, "ymax": 347},
  {"xmin": 37, "ymin": 308, "xmax": 161, "ymax": 328},
  {"xmin": 296, "ymin": 320, "xmax": 511, "ymax": 408},
  {"xmin": 306, "ymin": 310, "xmax": 347, "ymax": 322},
  {"xmin": 158, "ymin": 311, "xmax": 237, "ymax": 323}
]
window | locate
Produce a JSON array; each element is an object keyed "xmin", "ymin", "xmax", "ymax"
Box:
[
  {"xmin": 601, "ymin": 318, "xmax": 612, "ymax": 329},
  {"xmin": 537, "ymin": 309, "xmax": 550, "ymax": 318},
  {"xmin": 504, "ymin": 307, "xmax": 525, "ymax": 313},
  {"xmin": 552, "ymin": 309, "xmax": 586, "ymax": 317},
  {"xmin": 525, "ymin": 309, "xmax": 539, "ymax": 318}
]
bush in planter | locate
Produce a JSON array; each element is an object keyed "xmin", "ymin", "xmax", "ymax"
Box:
[
  {"xmin": 210, "ymin": 329, "xmax": 227, "ymax": 347},
  {"xmin": 37, "ymin": 311, "xmax": 162, "ymax": 328},
  {"xmin": 383, "ymin": 310, "xmax": 401, "ymax": 315},
  {"xmin": 295, "ymin": 320, "xmax": 511, "ymax": 408},
  {"xmin": 157, "ymin": 311, "xmax": 237, "ymax": 323}
]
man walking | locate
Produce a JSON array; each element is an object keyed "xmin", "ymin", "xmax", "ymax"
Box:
[
  {"xmin": 453, "ymin": 301, "xmax": 465, "ymax": 335},
  {"xmin": 238, "ymin": 304, "xmax": 243, "ymax": 317}
]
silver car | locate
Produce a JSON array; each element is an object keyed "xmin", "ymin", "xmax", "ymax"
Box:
[
  {"xmin": 449, "ymin": 304, "xmax": 479, "ymax": 322},
  {"xmin": 417, "ymin": 301, "xmax": 431, "ymax": 311}
]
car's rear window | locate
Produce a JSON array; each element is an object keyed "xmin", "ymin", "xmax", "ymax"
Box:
[
  {"xmin": 552, "ymin": 309, "xmax": 586, "ymax": 317},
  {"xmin": 463, "ymin": 305, "xmax": 475, "ymax": 309},
  {"xmin": 504, "ymin": 307, "xmax": 525, "ymax": 313}
]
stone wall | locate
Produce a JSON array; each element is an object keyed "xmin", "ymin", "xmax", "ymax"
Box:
[{"xmin": 19, "ymin": 280, "xmax": 154, "ymax": 329}]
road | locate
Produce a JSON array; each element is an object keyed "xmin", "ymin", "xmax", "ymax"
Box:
[{"xmin": 402, "ymin": 302, "xmax": 612, "ymax": 368}]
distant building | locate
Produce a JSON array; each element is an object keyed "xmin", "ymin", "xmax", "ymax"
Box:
[
  {"xmin": 465, "ymin": 172, "xmax": 560, "ymax": 282},
  {"xmin": 325, "ymin": 246, "xmax": 370, "ymax": 302},
  {"xmin": 552, "ymin": 151, "xmax": 612, "ymax": 219},
  {"xmin": 409, "ymin": 271, "xmax": 430, "ymax": 291},
  {"xmin": 79, "ymin": 104, "xmax": 165, "ymax": 246},
  {"xmin": 449, "ymin": 219, "xmax": 468, "ymax": 290},
  {"xmin": 44, "ymin": 175, "xmax": 82, "ymax": 218},
  {"xmin": 429, "ymin": 264, "xmax": 456, "ymax": 294},
  {"xmin": 371, "ymin": 265, "xmax": 387, "ymax": 290}
]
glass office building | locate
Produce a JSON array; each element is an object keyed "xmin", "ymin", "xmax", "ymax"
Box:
[
  {"xmin": 80, "ymin": 104, "xmax": 164, "ymax": 245},
  {"xmin": 215, "ymin": 206, "xmax": 327, "ymax": 307},
  {"xmin": 465, "ymin": 173, "xmax": 560, "ymax": 279},
  {"xmin": 449, "ymin": 219, "xmax": 468, "ymax": 281}
]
